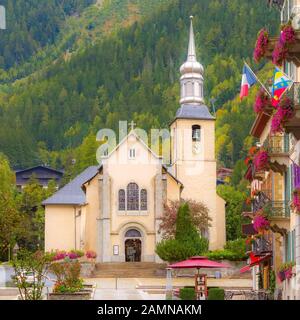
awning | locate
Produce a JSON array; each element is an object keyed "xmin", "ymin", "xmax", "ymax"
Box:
[{"xmin": 240, "ymin": 253, "xmax": 272, "ymax": 273}]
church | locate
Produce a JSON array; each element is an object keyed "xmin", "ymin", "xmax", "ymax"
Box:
[{"xmin": 43, "ymin": 18, "xmax": 226, "ymax": 263}]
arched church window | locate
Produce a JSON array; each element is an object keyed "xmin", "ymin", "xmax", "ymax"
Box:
[
  {"xmin": 140, "ymin": 189, "xmax": 147, "ymax": 211},
  {"xmin": 186, "ymin": 81, "xmax": 194, "ymax": 96},
  {"xmin": 192, "ymin": 125, "xmax": 201, "ymax": 142},
  {"xmin": 125, "ymin": 229, "xmax": 141, "ymax": 238},
  {"xmin": 127, "ymin": 183, "xmax": 139, "ymax": 211},
  {"xmin": 118, "ymin": 189, "xmax": 125, "ymax": 211}
]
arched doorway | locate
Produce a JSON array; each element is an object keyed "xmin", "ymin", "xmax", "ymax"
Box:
[{"xmin": 124, "ymin": 229, "xmax": 142, "ymax": 262}]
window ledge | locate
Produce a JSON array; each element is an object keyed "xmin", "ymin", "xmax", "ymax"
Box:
[{"xmin": 117, "ymin": 210, "xmax": 149, "ymax": 216}]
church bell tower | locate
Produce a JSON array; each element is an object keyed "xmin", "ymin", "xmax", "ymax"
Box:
[{"xmin": 169, "ymin": 16, "xmax": 225, "ymax": 250}]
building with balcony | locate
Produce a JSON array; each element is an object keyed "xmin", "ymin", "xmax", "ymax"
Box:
[{"xmin": 242, "ymin": 0, "xmax": 300, "ymax": 299}]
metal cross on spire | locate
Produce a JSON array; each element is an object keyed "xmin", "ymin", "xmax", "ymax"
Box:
[{"xmin": 129, "ymin": 120, "xmax": 136, "ymax": 131}]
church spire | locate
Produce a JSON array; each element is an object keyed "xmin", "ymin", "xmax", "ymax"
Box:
[
  {"xmin": 187, "ymin": 16, "xmax": 196, "ymax": 62},
  {"xmin": 180, "ymin": 16, "xmax": 204, "ymax": 105}
]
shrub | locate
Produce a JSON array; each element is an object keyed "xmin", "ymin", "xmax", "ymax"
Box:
[
  {"xmin": 224, "ymin": 238, "xmax": 247, "ymax": 256},
  {"xmin": 207, "ymin": 249, "xmax": 247, "ymax": 261},
  {"xmin": 156, "ymin": 202, "xmax": 209, "ymax": 262},
  {"xmin": 155, "ymin": 238, "xmax": 208, "ymax": 262},
  {"xmin": 179, "ymin": 287, "xmax": 196, "ymax": 300},
  {"xmin": 50, "ymin": 260, "xmax": 83, "ymax": 293},
  {"xmin": 208, "ymin": 287, "xmax": 225, "ymax": 300}
]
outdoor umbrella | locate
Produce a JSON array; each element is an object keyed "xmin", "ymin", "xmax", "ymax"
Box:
[{"xmin": 168, "ymin": 256, "xmax": 230, "ymax": 271}]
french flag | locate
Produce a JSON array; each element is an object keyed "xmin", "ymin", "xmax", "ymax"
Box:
[{"xmin": 240, "ymin": 64, "xmax": 257, "ymax": 100}]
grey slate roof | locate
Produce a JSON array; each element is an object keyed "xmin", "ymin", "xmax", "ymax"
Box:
[
  {"xmin": 174, "ymin": 104, "xmax": 215, "ymax": 121},
  {"xmin": 42, "ymin": 166, "xmax": 99, "ymax": 205}
]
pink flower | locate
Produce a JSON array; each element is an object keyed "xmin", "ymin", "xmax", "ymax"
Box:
[
  {"xmin": 253, "ymin": 89, "xmax": 272, "ymax": 113},
  {"xmin": 280, "ymin": 25, "xmax": 296, "ymax": 45},
  {"xmin": 271, "ymin": 98, "xmax": 294, "ymax": 133},
  {"xmin": 253, "ymin": 29, "xmax": 269, "ymax": 63},
  {"xmin": 292, "ymin": 191, "xmax": 300, "ymax": 212},
  {"xmin": 67, "ymin": 252, "xmax": 78, "ymax": 260},
  {"xmin": 53, "ymin": 251, "xmax": 67, "ymax": 261},
  {"xmin": 253, "ymin": 215, "xmax": 270, "ymax": 232},
  {"xmin": 253, "ymin": 151, "xmax": 269, "ymax": 171},
  {"xmin": 272, "ymin": 41, "xmax": 288, "ymax": 66},
  {"xmin": 86, "ymin": 250, "xmax": 97, "ymax": 259}
]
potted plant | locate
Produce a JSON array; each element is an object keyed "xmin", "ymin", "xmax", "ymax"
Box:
[
  {"xmin": 49, "ymin": 258, "xmax": 92, "ymax": 300},
  {"xmin": 80, "ymin": 251, "xmax": 97, "ymax": 278}
]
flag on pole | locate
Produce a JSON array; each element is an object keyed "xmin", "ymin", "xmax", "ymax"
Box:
[
  {"xmin": 271, "ymin": 67, "xmax": 293, "ymax": 107},
  {"xmin": 240, "ymin": 64, "xmax": 257, "ymax": 100}
]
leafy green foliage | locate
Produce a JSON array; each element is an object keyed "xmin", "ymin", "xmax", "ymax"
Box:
[
  {"xmin": 179, "ymin": 287, "xmax": 196, "ymax": 300},
  {"xmin": 16, "ymin": 176, "xmax": 56, "ymax": 251},
  {"xmin": 208, "ymin": 287, "xmax": 225, "ymax": 300},
  {"xmin": 12, "ymin": 250, "xmax": 51, "ymax": 300},
  {"xmin": 217, "ymin": 184, "xmax": 247, "ymax": 241},
  {"xmin": 50, "ymin": 260, "xmax": 83, "ymax": 293},
  {"xmin": 0, "ymin": 153, "xmax": 21, "ymax": 259}
]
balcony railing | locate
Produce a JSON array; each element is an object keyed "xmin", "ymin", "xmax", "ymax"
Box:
[
  {"xmin": 253, "ymin": 235, "xmax": 273, "ymax": 256},
  {"xmin": 252, "ymin": 190, "xmax": 271, "ymax": 213},
  {"xmin": 263, "ymin": 135, "xmax": 289, "ymax": 154},
  {"xmin": 267, "ymin": 201, "xmax": 290, "ymax": 218}
]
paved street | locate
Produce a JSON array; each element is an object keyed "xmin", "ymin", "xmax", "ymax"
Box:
[{"xmin": 84, "ymin": 277, "xmax": 252, "ymax": 300}]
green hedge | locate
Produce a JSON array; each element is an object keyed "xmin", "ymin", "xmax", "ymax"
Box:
[
  {"xmin": 206, "ymin": 249, "xmax": 247, "ymax": 261},
  {"xmin": 179, "ymin": 287, "xmax": 196, "ymax": 300},
  {"xmin": 156, "ymin": 238, "xmax": 208, "ymax": 262},
  {"xmin": 208, "ymin": 288, "xmax": 225, "ymax": 300}
]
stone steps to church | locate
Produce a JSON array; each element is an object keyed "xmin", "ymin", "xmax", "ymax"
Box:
[{"xmin": 92, "ymin": 262, "xmax": 167, "ymax": 278}]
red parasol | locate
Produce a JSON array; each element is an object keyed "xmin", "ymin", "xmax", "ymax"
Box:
[{"xmin": 168, "ymin": 256, "xmax": 230, "ymax": 269}]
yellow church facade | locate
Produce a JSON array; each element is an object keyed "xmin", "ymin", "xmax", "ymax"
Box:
[{"xmin": 43, "ymin": 18, "xmax": 226, "ymax": 263}]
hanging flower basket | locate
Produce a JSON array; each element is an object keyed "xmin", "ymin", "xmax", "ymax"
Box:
[
  {"xmin": 280, "ymin": 25, "xmax": 296, "ymax": 46},
  {"xmin": 277, "ymin": 270, "xmax": 286, "ymax": 282},
  {"xmin": 291, "ymin": 189, "xmax": 300, "ymax": 213},
  {"xmin": 253, "ymin": 214, "xmax": 270, "ymax": 233},
  {"xmin": 278, "ymin": 262, "xmax": 295, "ymax": 282},
  {"xmin": 253, "ymin": 88, "xmax": 273, "ymax": 113},
  {"xmin": 253, "ymin": 150, "xmax": 269, "ymax": 171},
  {"xmin": 253, "ymin": 29, "xmax": 269, "ymax": 63},
  {"xmin": 285, "ymin": 267, "xmax": 293, "ymax": 280},
  {"xmin": 271, "ymin": 97, "xmax": 294, "ymax": 133},
  {"xmin": 272, "ymin": 24, "xmax": 296, "ymax": 66}
]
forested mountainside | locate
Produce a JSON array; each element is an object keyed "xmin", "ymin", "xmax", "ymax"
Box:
[
  {"xmin": 0, "ymin": 0, "xmax": 95, "ymax": 69},
  {"xmin": 0, "ymin": 0, "xmax": 279, "ymax": 177}
]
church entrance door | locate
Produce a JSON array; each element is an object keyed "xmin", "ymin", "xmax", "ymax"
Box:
[{"xmin": 125, "ymin": 239, "xmax": 141, "ymax": 262}]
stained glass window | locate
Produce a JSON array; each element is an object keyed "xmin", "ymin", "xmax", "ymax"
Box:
[
  {"xmin": 118, "ymin": 189, "xmax": 125, "ymax": 211},
  {"xmin": 127, "ymin": 183, "xmax": 139, "ymax": 210},
  {"xmin": 140, "ymin": 189, "xmax": 147, "ymax": 210}
]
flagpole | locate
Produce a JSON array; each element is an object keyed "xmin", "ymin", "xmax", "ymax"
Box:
[{"xmin": 243, "ymin": 60, "xmax": 272, "ymax": 98}]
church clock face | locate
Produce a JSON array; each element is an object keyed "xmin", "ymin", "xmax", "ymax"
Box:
[{"xmin": 193, "ymin": 142, "xmax": 201, "ymax": 154}]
